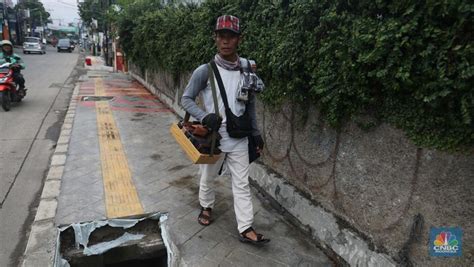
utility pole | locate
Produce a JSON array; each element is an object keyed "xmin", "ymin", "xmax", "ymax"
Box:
[
  {"xmin": 22, "ymin": 7, "xmax": 28, "ymax": 40},
  {"xmin": 104, "ymin": 0, "xmax": 110, "ymax": 66},
  {"xmin": 39, "ymin": 11, "xmax": 43, "ymax": 40},
  {"xmin": 2, "ymin": 0, "xmax": 10, "ymax": 40},
  {"xmin": 26, "ymin": 8, "xmax": 46, "ymax": 39}
]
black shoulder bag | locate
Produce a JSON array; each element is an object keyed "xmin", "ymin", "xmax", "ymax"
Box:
[{"xmin": 209, "ymin": 60, "xmax": 252, "ymax": 138}]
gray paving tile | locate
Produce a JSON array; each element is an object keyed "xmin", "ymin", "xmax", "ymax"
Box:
[
  {"xmin": 139, "ymin": 179, "xmax": 170, "ymax": 194},
  {"xmin": 204, "ymin": 240, "xmax": 235, "ymax": 264},
  {"xmin": 144, "ymin": 199, "xmax": 196, "ymax": 220},
  {"xmin": 296, "ymin": 257, "xmax": 333, "ymax": 267},
  {"xmin": 56, "ymin": 207, "xmax": 105, "ymax": 226},
  {"xmin": 198, "ymin": 225, "xmax": 234, "ymax": 248},
  {"xmin": 63, "ymin": 162, "xmax": 84, "ymax": 173},
  {"xmin": 168, "ymin": 218, "xmax": 204, "ymax": 245},
  {"xmin": 60, "ymin": 176, "xmax": 102, "ymax": 197},
  {"xmin": 229, "ymin": 208, "xmax": 332, "ymax": 266},
  {"xmin": 222, "ymin": 249, "xmax": 286, "ymax": 267},
  {"xmin": 148, "ymin": 186, "xmax": 196, "ymax": 207},
  {"xmin": 179, "ymin": 233, "xmax": 218, "ymax": 264},
  {"xmin": 63, "ymin": 167, "xmax": 99, "ymax": 180},
  {"xmin": 57, "ymin": 189, "xmax": 102, "ymax": 218},
  {"xmin": 213, "ymin": 209, "xmax": 239, "ymax": 235},
  {"xmin": 75, "ymin": 173, "xmax": 102, "ymax": 186},
  {"xmin": 187, "ymin": 258, "xmax": 219, "ymax": 267}
]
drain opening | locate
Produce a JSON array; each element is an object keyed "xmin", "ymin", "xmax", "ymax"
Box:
[
  {"xmin": 55, "ymin": 213, "xmax": 168, "ymax": 267},
  {"xmin": 81, "ymin": 96, "xmax": 115, "ymax": 102}
]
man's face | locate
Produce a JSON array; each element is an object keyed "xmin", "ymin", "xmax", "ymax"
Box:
[
  {"xmin": 2, "ymin": 45, "xmax": 12, "ymax": 53},
  {"xmin": 215, "ymin": 30, "xmax": 241, "ymax": 60}
]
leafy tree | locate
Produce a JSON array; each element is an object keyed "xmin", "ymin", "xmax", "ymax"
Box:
[
  {"xmin": 78, "ymin": 0, "xmax": 109, "ymax": 29},
  {"xmin": 15, "ymin": 0, "xmax": 51, "ymax": 26},
  {"xmin": 114, "ymin": 0, "xmax": 473, "ymax": 151}
]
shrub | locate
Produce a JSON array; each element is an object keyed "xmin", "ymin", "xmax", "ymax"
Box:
[{"xmin": 115, "ymin": 0, "xmax": 473, "ymax": 151}]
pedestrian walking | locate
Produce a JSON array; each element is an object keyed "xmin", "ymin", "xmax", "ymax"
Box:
[{"xmin": 181, "ymin": 15, "xmax": 268, "ymax": 245}]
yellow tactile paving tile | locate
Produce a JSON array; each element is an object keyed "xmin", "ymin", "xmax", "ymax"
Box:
[
  {"xmin": 94, "ymin": 78, "xmax": 144, "ymax": 218},
  {"xmin": 95, "ymin": 78, "xmax": 106, "ymax": 95}
]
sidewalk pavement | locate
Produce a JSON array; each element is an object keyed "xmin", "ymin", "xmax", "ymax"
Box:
[{"xmin": 27, "ymin": 57, "xmax": 334, "ymax": 266}]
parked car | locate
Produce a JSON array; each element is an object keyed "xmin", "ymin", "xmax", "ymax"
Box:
[
  {"xmin": 23, "ymin": 37, "xmax": 46, "ymax": 54},
  {"xmin": 57, "ymin": 39, "xmax": 74, "ymax": 53}
]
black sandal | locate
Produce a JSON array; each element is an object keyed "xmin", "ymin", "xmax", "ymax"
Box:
[
  {"xmin": 197, "ymin": 207, "xmax": 212, "ymax": 226},
  {"xmin": 239, "ymin": 227, "xmax": 270, "ymax": 245}
]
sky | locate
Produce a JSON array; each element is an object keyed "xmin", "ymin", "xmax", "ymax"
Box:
[{"xmin": 13, "ymin": 0, "xmax": 81, "ymax": 26}]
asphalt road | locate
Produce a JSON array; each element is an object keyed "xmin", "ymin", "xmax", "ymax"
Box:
[{"xmin": 0, "ymin": 45, "xmax": 81, "ymax": 266}]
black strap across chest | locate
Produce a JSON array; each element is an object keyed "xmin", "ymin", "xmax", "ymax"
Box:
[{"xmin": 209, "ymin": 60, "xmax": 231, "ymax": 111}]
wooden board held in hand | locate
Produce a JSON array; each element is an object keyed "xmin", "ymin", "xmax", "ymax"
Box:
[{"xmin": 170, "ymin": 123, "xmax": 221, "ymax": 164}]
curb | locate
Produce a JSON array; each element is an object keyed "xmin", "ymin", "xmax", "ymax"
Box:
[
  {"xmin": 250, "ymin": 164, "xmax": 396, "ymax": 267},
  {"xmin": 21, "ymin": 85, "xmax": 80, "ymax": 267}
]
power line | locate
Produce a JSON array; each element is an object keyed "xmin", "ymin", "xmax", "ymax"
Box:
[
  {"xmin": 57, "ymin": 0, "xmax": 77, "ymax": 7},
  {"xmin": 42, "ymin": 0, "xmax": 77, "ymax": 7},
  {"xmin": 42, "ymin": 1, "xmax": 77, "ymax": 9},
  {"xmin": 54, "ymin": 0, "xmax": 77, "ymax": 8}
]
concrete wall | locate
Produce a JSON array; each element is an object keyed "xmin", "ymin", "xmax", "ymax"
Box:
[{"xmin": 129, "ymin": 63, "xmax": 474, "ymax": 266}]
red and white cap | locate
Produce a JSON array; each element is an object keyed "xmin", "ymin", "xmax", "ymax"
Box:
[{"xmin": 215, "ymin": 15, "xmax": 240, "ymax": 34}]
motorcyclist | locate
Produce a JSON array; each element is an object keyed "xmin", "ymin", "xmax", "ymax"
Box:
[
  {"xmin": 51, "ymin": 36, "xmax": 58, "ymax": 47},
  {"xmin": 0, "ymin": 40, "xmax": 26, "ymax": 96}
]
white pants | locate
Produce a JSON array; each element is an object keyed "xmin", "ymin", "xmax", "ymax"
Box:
[{"xmin": 199, "ymin": 150, "xmax": 253, "ymax": 233}]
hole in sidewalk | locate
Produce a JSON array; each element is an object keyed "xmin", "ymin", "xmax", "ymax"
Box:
[
  {"xmin": 81, "ymin": 96, "xmax": 115, "ymax": 102},
  {"xmin": 56, "ymin": 213, "xmax": 168, "ymax": 267}
]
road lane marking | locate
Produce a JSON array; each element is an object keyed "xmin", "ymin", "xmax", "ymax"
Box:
[{"xmin": 94, "ymin": 78, "xmax": 144, "ymax": 218}]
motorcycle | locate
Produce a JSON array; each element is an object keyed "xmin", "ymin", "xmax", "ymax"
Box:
[{"xmin": 0, "ymin": 62, "xmax": 25, "ymax": 111}]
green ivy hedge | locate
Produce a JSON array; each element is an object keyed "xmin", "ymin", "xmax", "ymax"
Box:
[{"xmin": 116, "ymin": 0, "xmax": 473, "ymax": 151}]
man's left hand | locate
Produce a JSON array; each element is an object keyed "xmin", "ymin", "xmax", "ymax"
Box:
[{"xmin": 254, "ymin": 135, "xmax": 264, "ymax": 153}]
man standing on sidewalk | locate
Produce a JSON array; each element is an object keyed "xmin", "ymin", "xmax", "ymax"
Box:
[{"xmin": 181, "ymin": 15, "xmax": 268, "ymax": 245}]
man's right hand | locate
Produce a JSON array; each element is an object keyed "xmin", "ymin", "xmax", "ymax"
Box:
[{"xmin": 202, "ymin": 113, "xmax": 222, "ymax": 132}]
